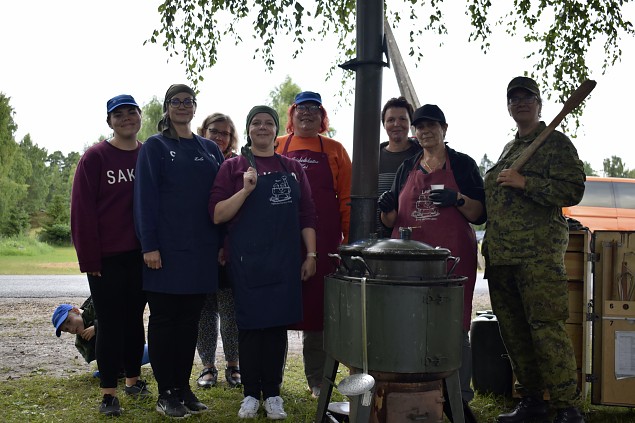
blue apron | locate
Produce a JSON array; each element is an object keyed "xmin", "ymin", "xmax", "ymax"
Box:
[
  {"xmin": 229, "ymin": 155, "xmax": 303, "ymax": 330},
  {"xmin": 143, "ymin": 135, "xmax": 221, "ymax": 294}
]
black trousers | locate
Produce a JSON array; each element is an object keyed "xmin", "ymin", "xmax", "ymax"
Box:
[
  {"xmin": 239, "ymin": 326, "xmax": 287, "ymax": 400},
  {"xmin": 146, "ymin": 291, "xmax": 206, "ymax": 393},
  {"xmin": 88, "ymin": 250, "xmax": 146, "ymax": 389}
]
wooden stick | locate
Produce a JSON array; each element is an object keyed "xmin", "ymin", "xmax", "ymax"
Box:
[{"xmin": 510, "ymin": 79, "xmax": 597, "ymax": 171}]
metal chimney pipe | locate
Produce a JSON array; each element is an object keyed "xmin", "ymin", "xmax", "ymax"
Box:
[{"xmin": 341, "ymin": 0, "xmax": 386, "ymax": 243}]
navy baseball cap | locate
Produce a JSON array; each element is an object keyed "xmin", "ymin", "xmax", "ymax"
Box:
[
  {"xmin": 412, "ymin": 104, "xmax": 446, "ymax": 126},
  {"xmin": 107, "ymin": 94, "xmax": 139, "ymax": 113},
  {"xmin": 294, "ymin": 91, "xmax": 322, "ymax": 105},
  {"xmin": 52, "ymin": 304, "xmax": 73, "ymax": 337}
]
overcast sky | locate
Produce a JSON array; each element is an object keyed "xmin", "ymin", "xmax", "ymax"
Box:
[{"xmin": 2, "ymin": 1, "xmax": 634, "ymax": 174}]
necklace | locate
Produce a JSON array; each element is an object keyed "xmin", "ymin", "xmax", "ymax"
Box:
[{"xmin": 422, "ymin": 155, "xmax": 444, "ymax": 172}]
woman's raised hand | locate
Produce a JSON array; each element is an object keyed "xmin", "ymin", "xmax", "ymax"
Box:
[{"xmin": 243, "ymin": 167, "xmax": 257, "ymax": 193}]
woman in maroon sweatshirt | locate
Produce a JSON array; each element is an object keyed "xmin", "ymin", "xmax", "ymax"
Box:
[{"xmin": 70, "ymin": 94, "xmax": 149, "ymax": 417}]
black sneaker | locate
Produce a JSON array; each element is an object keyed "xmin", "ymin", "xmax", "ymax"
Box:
[
  {"xmin": 156, "ymin": 390, "xmax": 190, "ymax": 418},
  {"xmin": 100, "ymin": 394, "xmax": 122, "ymax": 417},
  {"xmin": 175, "ymin": 387, "xmax": 209, "ymax": 414},
  {"xmin": 124, "ymin": 379, "xmax": 151, "ymax": 398}
]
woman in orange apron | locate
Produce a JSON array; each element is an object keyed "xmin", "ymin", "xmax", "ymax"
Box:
[{"xmin": 276, "ymin": 91, "xmax": 352, "ymax": 397}]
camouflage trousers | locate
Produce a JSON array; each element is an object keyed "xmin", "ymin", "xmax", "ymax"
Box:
[{"xmin": 486, "ymin": 262, "xmax": 579, "ymax": 408}]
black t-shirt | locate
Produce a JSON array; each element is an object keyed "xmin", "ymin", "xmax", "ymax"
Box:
[{"xmin": 376, "ymin": 139, "xmax": 422, "ymax": 237}]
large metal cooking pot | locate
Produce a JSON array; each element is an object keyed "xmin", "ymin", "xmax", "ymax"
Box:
[{"xmin": 360, "ymin": 228, "xmax": 459, "ymax": 280}]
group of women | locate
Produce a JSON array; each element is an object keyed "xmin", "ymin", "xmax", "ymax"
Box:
[
  {"xmin": 71, "ymin": 75, "xmax": 585, "ymax": 422},
  {"xmin": 71, "ymin": 84, "xmax": 350, "ymax": 420}
]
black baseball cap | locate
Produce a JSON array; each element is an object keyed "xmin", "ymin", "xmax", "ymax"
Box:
[{"xmin": 412, "ymin": 104, "xmax": 446, "ymax": 126}]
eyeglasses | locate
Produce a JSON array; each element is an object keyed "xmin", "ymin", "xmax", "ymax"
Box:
[
  {"xmin": 169, "ymin": 98, "xmax": 196, "ymax": 108},
  {"xmin": 207, "ymin": 128, "xmax": 231, "ymax": 138},
  {"xmin": 296, "ymin": 104, "xmax": 321, "ymax": 113},
  {"xmin": 508, "ymin": 96, "xmax": 538, "ymax": 106}
]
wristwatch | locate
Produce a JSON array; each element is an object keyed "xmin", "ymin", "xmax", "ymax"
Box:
[
  {"xmin": 456, "ymin": 193, "xmax": 466, "ymax": 207},
  {"xmin": 307, "ymin": 252, "xmax": 318, "ymax": 259}
]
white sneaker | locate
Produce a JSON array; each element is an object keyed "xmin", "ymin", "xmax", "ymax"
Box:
[
  {"xmin": 264, "ymin": 396, "xmax": 287, "ymax": 420},
  {"xmin": 238, "ymin": 396, "xmax": 260, "ymax": 419}
]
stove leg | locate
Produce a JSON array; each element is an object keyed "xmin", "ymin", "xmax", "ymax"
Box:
[
  {"xmin": 445, "ymin": 371, "xmax": 465, "ymax": 423},
  {"xmin": 315, "ymin": 355, "xmax": 339, "ymax": 423},
  {"xmin": 349, "ymin": 390, "xmax": 373, "ymax": 423}
]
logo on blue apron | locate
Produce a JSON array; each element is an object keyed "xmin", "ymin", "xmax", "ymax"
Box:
[{"xmin": 269, "ymin": 176, "xmax": 292, "ymax": 205}]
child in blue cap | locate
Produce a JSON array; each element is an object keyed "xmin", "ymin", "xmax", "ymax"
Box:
[{"xmin": 52, "ymin": 296, "xmax": 150, "ymax": 375}]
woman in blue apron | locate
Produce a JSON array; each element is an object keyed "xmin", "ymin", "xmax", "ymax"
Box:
[
  {"xmin": 379, "ymin": 104, "xmax": 485, "ymax": 422},
  {"xmin": 210, "ymin": 106, "xmax": 317, "ymax": 420},
  {"xmin": 134, "ymin": 84, "xmax": 224, "ymax": 419}
]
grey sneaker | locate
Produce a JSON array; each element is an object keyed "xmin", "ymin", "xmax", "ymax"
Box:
[
  {"xmin": 264, "ymin": 396, "xmax": 287, "ymax": 420},
  {"xmin": 238, "ymin": 396, "xmax": 260, "ymax": 419},
  {"xmin": 99, "ymin": 394, "xmax": 122, "ymax": 417},
  {"xmin": 124, "ymin": 379, "xmax": 151, "ymax": 398}
]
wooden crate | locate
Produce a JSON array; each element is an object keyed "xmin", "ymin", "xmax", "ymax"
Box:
[
  {"xmin": 565, "ymin": 252, "xmax": 585, "ymax": 281},
  {"xmin": 568, "ymin": 281, "xmax": 584, "ymax": 324},
  {"xmin": 567, "ymin": 232, "xmax": 586, "ymax": 252},
  {"xmin": 591, "ymin": 231, "xmax": 635, "ymax": 407},
  {"xmin": 565, "ymin": 323, "xmax": 583, "ymax": 368},
  {"xmin": 600, "ymin": 303, "xmax": 635, "ymax": 406}
]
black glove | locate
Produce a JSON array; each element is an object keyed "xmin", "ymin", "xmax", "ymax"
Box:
[
  {"xmin": 429, "ymin": 188, "xmax": 458, "ymax": 207},
  {"xmin": 378, "ymin": 191, "xmax": 397, "ymax": 213}
]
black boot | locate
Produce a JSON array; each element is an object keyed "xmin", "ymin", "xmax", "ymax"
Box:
[
  {"xmin": 553, "ymin": 407, "xmax": 584, "ymax": 423},
  {"xmin": 497, "ymin": 397, "xmax": 548, "ymax": 423}
]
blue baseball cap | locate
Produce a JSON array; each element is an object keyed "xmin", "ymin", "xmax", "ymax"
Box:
[
  {"xmin": 107, "ymin": 94, "xmax": 139, "ymax": 113},
  {"xmin": 52, "ymin": 304, "xmax": 73, "ymax": 337},
  {"xmin": 294, "ymin": 91, "xmax": 322, "ymax": 105}
]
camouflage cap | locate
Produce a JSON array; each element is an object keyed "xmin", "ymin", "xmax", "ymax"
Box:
[{"xmin": 507, "ymin": 76, "xmax": 541, "ymax": 98}]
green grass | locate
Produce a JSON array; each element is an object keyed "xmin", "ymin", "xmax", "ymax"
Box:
[
  {"xmin": 0, "ymin": 237, "xmax": 78, "ymax": 275},
  {"xmin": 2, "ymin": 360, "xmax": 635, "ymax": 422},
  {"xmin": 0, "ymin": 357, "xmax": 348, "ymax": 422}
]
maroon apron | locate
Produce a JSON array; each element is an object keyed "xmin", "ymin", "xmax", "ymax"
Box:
[
  {"xmin": 391, "ymin": 152, "xmax": 477, "ymax": 330},
  {"xmin": 281, "ymin": 135, "xmax": 341, "ymax": 331}
]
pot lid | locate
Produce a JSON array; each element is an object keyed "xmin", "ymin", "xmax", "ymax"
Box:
[
  {"xmin": 338, "ymin": 233, "xmax": 380, "ymax": 256},
  {"xmin": 362, "ymin": 227, "xmax": 450, "ymax": 259}
]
